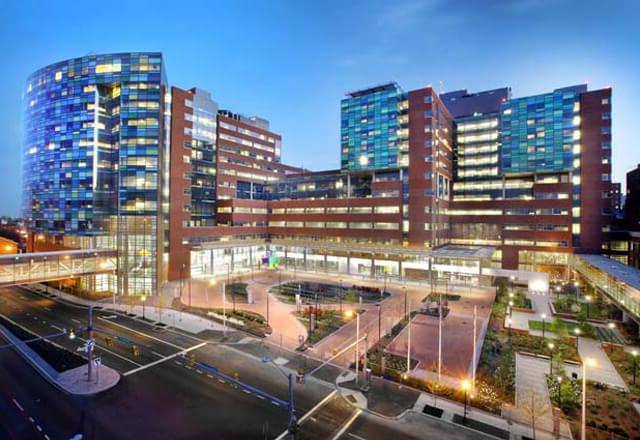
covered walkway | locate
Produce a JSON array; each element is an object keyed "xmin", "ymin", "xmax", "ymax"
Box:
[{"xmin": 0, "ymin": 249, "xmax": 117, "ymax": 286}]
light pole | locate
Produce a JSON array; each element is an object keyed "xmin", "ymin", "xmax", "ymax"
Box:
[
  {"xmin": 438, "ymin": 282, "xmax": 443, "ymax": 383},
  {"xmin": 261, "ymin": 357, "xmax": 297, "ymax": 439},
  {"xmin": 581, "ymin": 358, "xmax": 596, "ymax": 440},
  {"xmin": 585, "ymin": 295, "xmax": 592, "ymax": 319},
  {"xmin": 406, "ymin": 312, "xmax": 411, "ymax": 375},
  {"xmin": 461, "ymin": 379, "xmax": 470, "ymax": 424},
  {"xmin": 403, "ymin": 286, "xmax": 407, "ymax": 319},
  {"xmin": 557, "ymin": 376, "xmax": 563, "ymax": 408},
  {"xmin": 547, "ymin": 342, "xmax": 555, "ymax": 375},
  {"xmin": 356, "ymin": 309, "xmax": 360, "ymax": 385},
  {"xmin": 376, "ymin": 303, "xmax": 382, "ymax": 371},
  {"xmin": 339, "ymin": 278, "xmax": 343, "ymax": 315},
  {"xmin": 141, "ymin": 295, "xmax": 146, "ymax": 320},
  {"xmin": 206, "ymin": 278, "xmax": 215, "ymax": 305},
  {"xmin": 632, "ymin": 350, "xmax": 638, "ymax": 385},
  {"xmin": 508, "ymin": 299, "xmax": 514, "ymax": 317},
  {"xmin": 222, "ymin": 281, "xmax": 227, "ymax": 337},
  {"xmin": 507, "ymin": 317, "xmax": 512, "ymax": 342},
  {"xmin": 541, "ymin": 313, "xmax": 547, "ymax": 339},
  {"xmin": 574, "ymin": 328, "xmax": 581, "ymax": 351}
]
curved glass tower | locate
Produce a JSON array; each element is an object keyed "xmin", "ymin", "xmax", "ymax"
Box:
[{"xmin": 23, "ymin": 52, "xmax": 167, "ymax": 295}]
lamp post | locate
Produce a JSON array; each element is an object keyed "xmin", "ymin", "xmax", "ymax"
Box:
[
  {"xmin": 632, "ymin": 350, "xmax": 638, "ymax": 386},
  {"xmin": 407, "ymin": 312, "xmax": 412, "ymax": 375},
  {"xmin": 507, "ymin": 317, "xmax": 512, "ymax": 341},
  {"xmin": 557, "ymin": 376, "xmax": 563, "ymax": 408},
  {"xmin": 547, "ymin": 342, "xmax": 555, "ymax": 375},
  {"xmin": 222, "ymin": 281, "xmax": 227, "ymax": 337},
  {"xmin": 541, "ymin": 313, "xmax": 547, "ymax": 339},
  {"xmin": 574, "ymin": 328, "xmax": 581, "ymax": 351},
  {"xmin": 508, "ymin": 300, "xmax": 514, "ymax": 318},
  {"xmin": 461, "ymin": 379, "xmax": 471, "ymax": 424},
  {"xmin": 581, "ymin": 358, "xmax": 596, "ymax": 440},
  {"xmin": 403, "ymin": 286, "xmax": 407, "ymax": 319},
  {"xmin": 585, "ymin": 295, "xmax": 592, "ymax": 319},
  {"xmin": 261, "ymin": 357, "xmax": 296, "ymax": 439},
  {"xmin": 339, "ymin": 278, "xmax": 343, "ymax": 315},
  {"xmin": 141, "ymin": 295, "xmax": 146, "ymax": 320},
  {"xmin": 206, "ymin": 278, "xmax": 215, "ymax": 305}
]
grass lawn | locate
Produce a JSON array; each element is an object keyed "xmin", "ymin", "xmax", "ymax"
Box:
[{"xmin": 528, "ymin": 319, "xmax": 596, "ymax": 339}]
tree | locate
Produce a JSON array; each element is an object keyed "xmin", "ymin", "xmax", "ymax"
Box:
[{"xmin": 519, "ymin": 387, "xmax": 549, "ymax": 440}]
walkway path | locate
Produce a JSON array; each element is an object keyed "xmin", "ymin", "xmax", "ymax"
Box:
[{"xmin": 577, "ymin": 337, "xmax": 628, "ymax": 390}]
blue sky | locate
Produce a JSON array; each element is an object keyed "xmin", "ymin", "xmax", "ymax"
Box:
[{"xmin": 0, "ymin": 0, "xmax": 638, "ymax": 216}]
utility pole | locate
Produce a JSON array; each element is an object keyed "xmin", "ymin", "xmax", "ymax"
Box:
[
  {"xmin": 438, "ymin": 282, "xmax": 442, "ymax": 383},
  {"xmin": 472, "ymin": 305, "xmax": 477, "ymax": 395},
  {"xmin": 355, "ymin": 311, "xmax": 360, "ymax": 385},
  {"xmin": 406, "ymin": 311, "xmax": 411, "ymax": 375},
  {"xmin": 87, "ymin": 305, "xmax": 94, "ymax": 382}
]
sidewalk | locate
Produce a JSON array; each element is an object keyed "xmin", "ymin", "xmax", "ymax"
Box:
[
  {"xmin": 577, "ymin": 337, "xmax": 628, "ymax": 389},
  {"xmin": 0, "ymin": 320, "xmax": 119, "ymax": 395}
]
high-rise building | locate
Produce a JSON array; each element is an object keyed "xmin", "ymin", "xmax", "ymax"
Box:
[
  {"xmin": 626, "ymin": 164, "xmax": 640, "ymax": 230},
  {"xmin": 23, "ymin": 52, "xmax": 166, "ymax": 295},
  {"xmin": 21, "ymin": 52, "xmax": 616, "ymax": 293}
]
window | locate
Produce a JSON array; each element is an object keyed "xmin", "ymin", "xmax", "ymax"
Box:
[
  {"xmin": 601, "ymin": 127, "xmax": 611, "ymax": 135},
  {"xmin": 424, "ymin": 110, "xmax": 433, "ymax": 118},
  {"xmin": 601, "ymin": 98, "xmax": 609, "ymax": 105},
  {"xmin": 602, "ymin": 141, "xmax": 611, "ymax": 149},
  {"xmin": 601, "ymin": 173, "xmax": 610, "ymax": 181},
  {"xmin": 424, "ymin": 96, "xmax": 433, "ymax": 104},
  {"xmin": 185, "ymin": 99, "xmax": 193, "ymax": 108},
  {"xmin": 374, "ymin": 206, "xmax": 400, "ymax": 214}
]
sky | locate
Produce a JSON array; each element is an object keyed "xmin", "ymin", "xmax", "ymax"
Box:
[{"xmin": 0, "ymin": 0, "xmax": 638, "ymax": 216}]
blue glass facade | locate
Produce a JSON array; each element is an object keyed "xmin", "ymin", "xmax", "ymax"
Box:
[
  {"xmin": 23, "ymin": 53, "xmax": 166, "ymax": 295},
  {"xmin": 340, "ymin": 83, "xmax": 407, "ymax": 171},
  {"xmin": 499, "ymin": 85, "xmax": 584, "ymax": 174}
]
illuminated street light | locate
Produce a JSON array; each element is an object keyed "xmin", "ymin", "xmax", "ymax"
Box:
[
  {"xmin": 547, "ymin": 342, "xmax": 555, "ymax": 375},
  {"xmin": 541, "ymin": 313, "xmax": 547, "ymax": 339},
  {"xmin": 584, "ymin": 295, "xmax": 592, "ymax": 319},
  {"xmin": 574, "ymin": 327, "xmax": 581, "ymax": 350},
  {"xmin": 141, "ymin": 295, "xmax": 147, "ymax": 320},
  {"xmin": 632, "ymin": 350, "xmax": 638, "ymax": 385},
  {"xmin": 461, "ymin": 379, "xmax": 471, "ymax": 424}
]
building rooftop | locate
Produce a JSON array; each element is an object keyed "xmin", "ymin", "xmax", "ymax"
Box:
[
  {"xmin": 429, "ymin": 245, "xmax": 495, "ymax": 260},
  {"xmin": 576, "ymin": 254, "xmax": 640, "ymax": 291},
  {"xmin": 345, "ymin": 82, "xmax": 402, "ymax": 98}
]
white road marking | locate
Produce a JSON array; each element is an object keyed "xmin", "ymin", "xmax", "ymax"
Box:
[
  {"xmin": 50, "ymin": 325, "xmax": 63, "ymax": 331},
  {"xmin": 152, "ymin": 351, "xmax": 165, "ymax": 358},
  {"xmin": 123, "ymin": 342, "xmax": 206, "ymax": 376},
  {"xmin": 12, "ymin": 399, "xmax": 23, "ymax": 412},
  {"xmin": 330, "ymin": 409, "xmax": 362, "ymax": 440},
  {"xmin": 347, "ymin": 433, "xmax": 366, "ymax": 440},
  {"xmin": 71, "ymin": 319, "xmax": 80, "ymax": 324},
  {"xmin": 299, "ymin": 390, "xmax": 337, "ymax": 424},
  {"xmin": 28, "ymin": 417, "xmax": 34, "ymax": 423},
  {"xmin": 36, "ymin": 425, "xmax": 42, "ymax": 432},
  {"xmin": 97, "ymin": 317, "xmax": 185, "ymax": 350},
  {"xmin": 77, "ymin": 337, "xmax": 142, "ymax": 367}
]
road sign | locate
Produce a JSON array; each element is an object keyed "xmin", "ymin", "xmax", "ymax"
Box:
[{"xmin": 94, "ymin": 356, "xmax": 102, "ymax": 366}]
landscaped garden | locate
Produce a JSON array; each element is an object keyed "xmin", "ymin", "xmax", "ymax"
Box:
[
  {"xmin": 272, "ymin": 281, "xmax": 390, "ymax": 305},
  {"xmin": 605, "ymin": 346, "xmax": 640, "ymax": 396},
  {"xmin": 528, "ymin": 317, "xmax": 596, "ymax": 339},
  {"xmin": 552, "ymin": 295, "xmax": 621, "ymax": 322},
  {"xmin": 225, "ymin": 282, "xmax": 249, "ymax": 304},
  {"xmin": 294, "ymin": 308, "xmax": 355, "ymax": 346}
]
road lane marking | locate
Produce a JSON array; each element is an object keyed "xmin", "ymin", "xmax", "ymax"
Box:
[
  {"xmin": 347, "ymin": 433, "xmax": 366, "ymax": 440},
  {"xmin": 330, "ymin": 409, "xmax": 362, "ymax": 440},
  {"xmin": 123, "ymin": 342, "xmax": 206, "ymax": 376},
  {"xmin": 97, "ymin": 317, "xmax": 185, "ymax": 350},
  {"xmin": 50, "ymin": 325, "xmax": 64, "ymax": 331},
  {"xmin": 12, "ymin": 399, "xmax": 24, "ymax": 412},
  {"xmin": 77, "ymin": 336, "xmax": 142, "ymax": 367},
  {"xmin": 71, "ymin": 319, "xmax": 80, "ymax": 324},
  {"xmin": 299, "ymin": 390, "xmax": 337, "ymax": 424},
  {"xmin": 152, "ymin": 351, "xmax": 165, "ymax": 358}
]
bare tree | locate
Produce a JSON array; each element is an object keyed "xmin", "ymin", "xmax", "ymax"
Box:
[{"xmin": 519, "ymin": 387, "xmax": 549, "ymax": 440}]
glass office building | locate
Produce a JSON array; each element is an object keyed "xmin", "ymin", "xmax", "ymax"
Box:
[
  {"xmin": 499, "ymin": 85, "xmax": 584, "ymax": 174},
  {"xmin": 340, "ymin": 83, "xmax": 408, "ymax": 171},
  {"xmin": 22, "ymin": 52, "xmax": 167, "ymax": 295}
]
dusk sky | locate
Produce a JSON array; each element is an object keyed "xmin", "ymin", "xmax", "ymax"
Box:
[{"xmin": 0, "ymin": 0, "xmax": 638, "ymax": 216}]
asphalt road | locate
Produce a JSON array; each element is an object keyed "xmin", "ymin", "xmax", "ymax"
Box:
[
  {"xmin": 0, "ymin": 286, "xmax": 333, "ymax": 439},
  {"xmin": 0, "ymin": 286, "xmax": 494, "ymax": 440}
]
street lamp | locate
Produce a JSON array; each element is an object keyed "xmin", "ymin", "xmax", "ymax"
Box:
[
  {"xmin": 461, "ymin": 379, "xmax": 471, "ymax": 424},
  {"xmin": 556, "ymin": 376, "xmax": 563, "ymax": 408},
  {"xmin": 541, "ymin": 313, "xmax": 547, "ymax": 339},
  {"xmin": 344, "ymin": 309, "xmax": 360, "ymax": 384},
  {"xmin": 574, "ymin": 328, "xmax": 581, "ymax": 351},
  {"xmin": 507, "ymin": 317, "xmax": 512, "ymax": 341},
  {"xmin": 207, "ymin": 278, "xmax": 215, "ymax": 305},
  {"xmin": 222, "ymin": 280, "xmax": 227, "ymax": 337},
  {"xmin": 141, "ymin": 295, "xmax": 147, "ymax": 320},
  {"xmin": 508, "ymin": 300, "xmax": 514, "ymax": 318},
  {"xmin": 261, "ymin": 357, "xmax": 297, "ymax": 438},
  {"xmin": 584, "ymin": 295, "xmax": 592, "ymax": 319},
  {"xmin": 547, "ymin": 342, "xmax": 555, "ymax": 375},
  {"xmin": 581, "ymin": 358, "xmax": 596, "ymax": 440},
  {"xmin": 632, "ymin": 350, "xmax": 638, "ymax": 386},
  {"xmin": 407, "ymin": 310, "xmax": 411, "ymax": 375}
]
